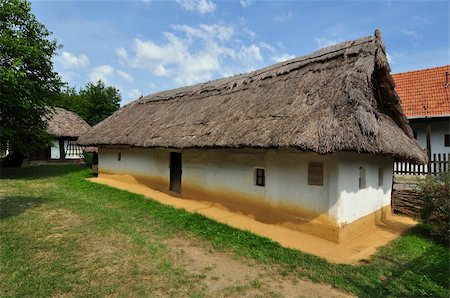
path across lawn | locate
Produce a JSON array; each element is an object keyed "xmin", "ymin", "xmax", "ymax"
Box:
[{"xmin": 0, "ymin": 165, "xmax": 448, "ymax": 297}]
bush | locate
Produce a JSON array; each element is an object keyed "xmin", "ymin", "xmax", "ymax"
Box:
[
  {"xmin": 415, "ymin": 173, "xmax": 450, "ymax": 245},
  {"xmin": 83, "ymin": 152, "xmax": 98, "ymax": 167}
]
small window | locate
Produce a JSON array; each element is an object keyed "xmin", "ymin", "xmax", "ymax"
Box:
[
  {"xmin": 359, "ymin": 166, "xmax": 366, "ymax": 189},
  {"xmin": 445, "ymin": 134, "xmax": 450, "ymax": 147},
  {"xmin": 255, "ymin": 168, "xmax": 265, "ymax": 186},
  {"xmin": 378, "ymin": 167, "xmax": 383, "ymax": 186},
  {"xmin": 308, "ymin": 162, "xmax": 324, "ymax": 186},
  {"xmin": 118, "ymin": 152, "xmax": 122, "ymax": 161},
  {"xmin": 413, "ymin": 131, "xmax": 418, "ymax": 139}
]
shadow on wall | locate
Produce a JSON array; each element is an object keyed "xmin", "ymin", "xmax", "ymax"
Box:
[{"xmin": 0, "ymin": 196, "xmax": 47, "ymax": 219}]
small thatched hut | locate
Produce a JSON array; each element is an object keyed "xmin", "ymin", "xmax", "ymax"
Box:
[
  {"xmin": 28, "ymin": 107, "xmax": 91, "ymax": 162},
  {"xmin": 78, "ymin": 30, "xmax": 426, "ymax": 243}
]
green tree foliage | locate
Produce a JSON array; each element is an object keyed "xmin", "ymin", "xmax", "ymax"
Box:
[
  {"xmin": 56, "ymin": 86, "xmax": 87, "ymax": 119},
  {"xmin": 79, "ymin": 80, "xmax": 121, "ymax": 126},
  {"xmin": 0, "ymin": 0, "xmax": 62, "ymax": 154},
  {"xmin": 55, "ymin": 81, "xmax": 121, "ymax": 126}
]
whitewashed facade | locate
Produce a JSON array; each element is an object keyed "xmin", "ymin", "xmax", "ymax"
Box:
[
  {"xmin": 410, "ymin": 118, "xmax": 450, "ymax": 156},
  {"xmin": 98, "ymin": 147, "xmax": 393, "ymax": 243}
]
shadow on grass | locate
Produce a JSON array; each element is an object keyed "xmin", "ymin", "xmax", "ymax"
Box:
[
  {"xmin": 0, "ymin": 165, "xmax": 86, "ymax": 180},
  {"xmin": 346, "ymin": 225, "xmax": 450, "ymax": 297},
  {"xmin": 0, "ymin": 196, "xmax": 47, "ymax": 219}
]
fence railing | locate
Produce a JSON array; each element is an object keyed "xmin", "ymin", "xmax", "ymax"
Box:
[{"xmin": 394, "ymin": 153, "xmax": 449, "ymax": 175}]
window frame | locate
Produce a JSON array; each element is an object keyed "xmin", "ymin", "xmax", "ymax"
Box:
[
  {"xmin": 378, "ymin": 167, "xmax": 384, "ymax": 187},
  {"xmin": 255, "ymin": 168, "xmax": 265, "ymax": 187},
  {"xmin": 308, "ymin": 162, "xmax": 324, "ymax": 186},
  {"xmin": 359, "ymin": 166, "xmax": 366, "ymax": 189},
  {"xmin": 445, "ymin": 134, "xmax": 450, "ymax": 147}
]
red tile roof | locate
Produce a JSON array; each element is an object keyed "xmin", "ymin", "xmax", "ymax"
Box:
[{"xmin": 392, "ymin": 65, "xmax": 450, "ymax": 118}]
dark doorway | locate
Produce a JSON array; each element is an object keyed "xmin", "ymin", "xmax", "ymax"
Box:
[{"xmin": 170, "ymin": 152, "xmax": 182, "ymax": 193}]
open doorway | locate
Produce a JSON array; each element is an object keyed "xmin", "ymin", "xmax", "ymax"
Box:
[{"xmin": 170, "ymin": 152, "xmax": 182, "ymax": 193}]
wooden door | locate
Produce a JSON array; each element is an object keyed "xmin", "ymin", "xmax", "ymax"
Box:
[{"xmin": 170, "ymin": 152, "xmax": 182, "ymax": 193}]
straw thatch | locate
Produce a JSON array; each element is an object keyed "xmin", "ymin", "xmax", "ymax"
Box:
[
  {"xmin": 45, "ymin": 107, "xmax": 91, "ymax": 138},
  {"xmin": 78, "ymin": 30, "xmax": 427, "ymax": 164}
]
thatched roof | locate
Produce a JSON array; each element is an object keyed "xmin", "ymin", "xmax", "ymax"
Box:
[
  {"xmin": 45, "ymin": 107, "xmax": 91, "ymax": 138},
  {"xmin": 78, "ymin": 30, "xmax": 427, "ymax": 164}
]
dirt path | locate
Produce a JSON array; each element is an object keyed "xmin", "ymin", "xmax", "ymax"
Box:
[
  {"xmin": 166, "ymin": 237, "xmax": 353, "ymax": 297},
  {"xmin": 90, "ymin": 175, "xmax": 417, "ymax": 264}
]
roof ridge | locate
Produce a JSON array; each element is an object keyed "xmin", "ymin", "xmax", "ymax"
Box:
[
  {"xmin": 392, "ymin": 65, "xmax": 450, "ymax": 76},
  {"xmin": 131, "ymin": 34, "xmax": 376, "ymax": 106}
]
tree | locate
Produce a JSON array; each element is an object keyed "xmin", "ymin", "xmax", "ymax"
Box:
[
  {"xmin": 55, "ymin": 86, "xmax": 87, "ymax": 117},
  {"xmin": 54, "ymin": 81, "xmax": 121, "ymax": 126},
  {"xmin": 0, "ymin": 0, "xmax": 62, "ymax": 156},
  {"xmin": 76, "ymin": 80, "xmax": 121, "ymax": 126}
]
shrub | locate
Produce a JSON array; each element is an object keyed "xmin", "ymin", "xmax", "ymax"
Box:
[
  {"xmin": 83, "ymin": 152, "xmax": 98, "ymax": 167},
  {"xmin": 415, "ymin": 173, "xmax": 450, "ymax": 245}
]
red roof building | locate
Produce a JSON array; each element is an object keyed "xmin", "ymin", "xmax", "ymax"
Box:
[
  {"xmin": 393, "ymin": 65, "xmax": 450, "ymax": 118},
  {"xmin": 392, "ymin": 65, "xmax": 450, "ymax": 157}
]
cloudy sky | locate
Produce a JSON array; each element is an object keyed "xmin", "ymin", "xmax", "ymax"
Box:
[{"xmin": 31, "ymin": 0, "xmax": 449, "ymax": 105}]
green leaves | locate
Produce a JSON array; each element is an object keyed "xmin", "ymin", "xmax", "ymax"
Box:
[
  {"xmin": 0, "ymin": 0, "xmax": 63, "ymax": 154},
  {"xmin": 55, "ymin": 80, "xmax": 121, "ymax": 126}
]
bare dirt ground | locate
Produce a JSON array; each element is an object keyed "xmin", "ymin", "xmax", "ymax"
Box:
[
  {"xmin": 166, "ymin": 236, "xmax": 353, "ymax": 298},
  {"xmin": 90, "ymin": 175, "xmax": 416, "ymax": 264}
]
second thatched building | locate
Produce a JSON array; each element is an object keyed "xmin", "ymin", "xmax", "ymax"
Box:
[{"xmin": 78, "ymin": 30, "xmax": 426, "ymax": 243}]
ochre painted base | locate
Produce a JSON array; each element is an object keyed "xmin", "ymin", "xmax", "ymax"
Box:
[{"xmin": 99, "ymin": 170, "xmax": 391, "ymax": 243}]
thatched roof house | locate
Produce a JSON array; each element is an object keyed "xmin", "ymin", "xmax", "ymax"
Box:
[
  {"xmin": 27, "ymin": 107, "xmax": 91, "ymax": 162},
  {"xmin": 78, "ymin": 31, "xmax": 427, "ymax": 243},
  {"xmin": 45, "ymin": 107, "xmax": 90, "ymax": 138},
  {"xmin": 78, "ymin": 30, "xmax": 426, "ymax": 164}
]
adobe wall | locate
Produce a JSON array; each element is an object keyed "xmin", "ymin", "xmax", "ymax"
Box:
[{"xmin": 98, "ymin": 147, "xmax": 393, "ymax": 243}]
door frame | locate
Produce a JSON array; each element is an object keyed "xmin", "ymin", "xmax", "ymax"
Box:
[{"xmin": 169, "ymin": 152, "xmax": 182, "ymax": 193}]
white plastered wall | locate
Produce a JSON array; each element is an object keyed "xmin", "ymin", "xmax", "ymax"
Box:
[
  {"xmin": 329, "ymin": 152, "xmax": 393, "ymax": 225},
  {"xmin": 98, "ymin": 147, "xmax": 393, "ymax": 225},
  {"xmin": 182, "ymin": 149, "xmax": 336, "ymax": 214},
  {"xmin": 98, "ymin": 147, "xmax": 169, "ymax": 180},
  {"xmin": 410, "ymin": 119, "xmax": 450, "ymax": 155}
]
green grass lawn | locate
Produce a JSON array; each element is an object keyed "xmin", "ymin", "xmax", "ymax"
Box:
[{"xmin": 0, "ymin": 165, "xmax": 448, "ymax": 297}]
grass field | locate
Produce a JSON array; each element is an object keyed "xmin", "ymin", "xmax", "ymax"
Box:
[{"xmin": 0, "ymin": 165, "xmax": 448, "ymax": 297}]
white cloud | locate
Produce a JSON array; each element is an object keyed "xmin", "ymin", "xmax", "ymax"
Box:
[
  {"xmin": 273, "ymin": 11, "xmax": 294, "ymax": 23},
  {"xmin": 400, "ymin": 29, "xmax": 422, "ymax": 41},
  {"xmin": 176, "ymin": 0, "xmax": 216, "ymax": 14},
  {"xmin": 116, "ymin": 70, "xmax": 134, "ymax": 82},
  {"xmin": 116, "ymin": 47, "xmax": 128, "ymax": 60},
  {"xmin": 314, "ymin": 37, "xmax": 344, "ymax": 49},
  {"xmin": 240, "ymin": 0, "xmax": 253, "ymax": 8},
  {"xmin": 172, "ymin": 23, "xmax": 234, "ymax": 42},
  {"xmin": 237, "ymin": 45, "xmax": 263, "ymax": 67},
  {"xmin": 126, "ymin": 89, "xmax": 142, "ymax": 99},
  {"xmin": 259, "ymin": 42, "xmax": 275, "ymax": 53},
  {"xmin": 59, "ymin": 71, "xmax": 80, "ymax": 82},
  {"xmin": 271, "ymin": 53, "xmax": 295, "ymax": 63},
  {"xmin": 58, "ymin": 51, "xmax": 90, "ymax": 69},
  {"xmin": 243, "ymin": 28, "xmax": 256, "ymax": 38},
  {"xmin": 89, "ymin": 65, "xmax": 114, "ymax": 83},
  {"xmin": 121, "ymin": 23, "xmax": 289, "ymax": 86}
]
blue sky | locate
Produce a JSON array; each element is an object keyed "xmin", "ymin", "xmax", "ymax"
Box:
[{"xmin": 31, "ymin": 0, "xmax": 449, "ymax": 105}]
